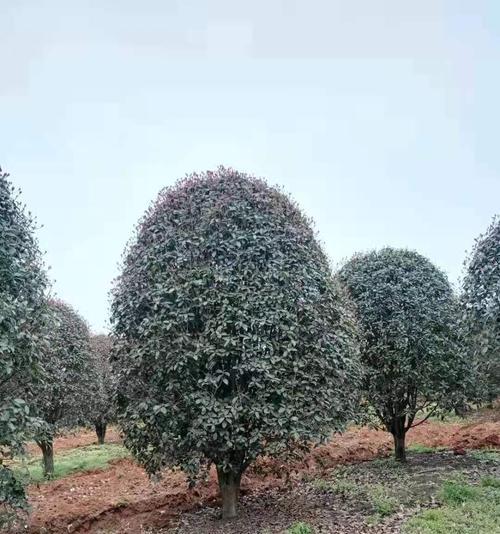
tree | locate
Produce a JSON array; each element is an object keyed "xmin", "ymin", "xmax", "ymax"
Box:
[
  {"xmin": 89, "ymin": 334, "xmax": 114, "ymax": 444},
  {"xmin": 0, "ymin": 168, "xmax": 49, "ymax": 523},
  {"xmin": 34, "ymin": 299, "xmax": 94, "ymax": 477},
  {"xmin": 111, "ymin": 167, "xmax": 360, "ymax": 519},
  {"xmin": 338, "ymin": 248, "xmax": 467, "ymax": 462},
  {"xmin": 462, "ymin": 216, "xmax": 500, "ymax": 404}
]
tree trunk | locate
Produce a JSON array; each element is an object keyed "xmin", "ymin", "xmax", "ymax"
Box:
[
  {"xmin": 393, "ymin": 432, "xmax": 406, "ymax": 462},
  {"xmin": 95, "ymin": 421, "xmax": 107, "ymax": 445},
  {"xmin": 216, "ymin": 465, "xmax": 242, "ymax": 519},
  {"xmin": 38, "ymin": 440, "xmax": 54, "ymax": 478}
]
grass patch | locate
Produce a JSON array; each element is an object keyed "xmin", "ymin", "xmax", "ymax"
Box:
[
  {"xmin": 13, "ymin": 443, "xmax": 129, "ymax": 483},
  {"xmin": 407, "ymin": 444, "xmax": 446, "ymax": 454},
  {"xmin": 469, "ymin": 448, "xmax": 500, "ymax": 462},
  {"xmin": 404, "ymin": 476, "xmax": 500, "ymax": 534},
  {"xmin": 481, "ymin": 475, "xmax": 500, "ymax": 488},
  {"xmin": 313, "ymin": 475, "xmax": 400, "ymax": 522},
  {"xmin": 365, "ymin": 484, "xmax": 400, "ymax": 524},
  {"xmin": 369, "ymin": 456, "xmax": 405, "ymax": 470},
  {"xmin": 286, "ymin": 522, "xmax": 315, "ymax": 534},
  {"xmin": 312, "ymin": 478, "xmax": 361, "ymax": 498},
  {"xmin": 439, "ymin": 477, "xmax": 478, "ymax": 505},
  {"xmin": 368, "ymin": 484, "xmax": 399, "ymax": 517}
]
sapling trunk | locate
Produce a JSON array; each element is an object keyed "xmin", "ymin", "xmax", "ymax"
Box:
[
  {"xmin": 454, "ymin": 403, "xmax": 468, "ymax": 417},
  {"xmin": 95, "ymin": 421, "xmax": 107, "ymax": 445},
  {"xmin": 216, "ymin": 465, "xmax": 243, "ymax": 519},
  {"xmin": 38, "ymin": 440, "xmax": 54, "ymax": 478}
]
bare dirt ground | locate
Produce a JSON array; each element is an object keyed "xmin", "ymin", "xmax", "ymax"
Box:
[
  {"xmin": 16, "ymin": 410, "xmax": 500, "ymax": 533},
  {"xmin": 171, "ymin": 451, "xmax": 499, "ymax": 534}
]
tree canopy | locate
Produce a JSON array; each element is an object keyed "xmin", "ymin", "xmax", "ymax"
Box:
[
  {"xmin": 462, "ymin": 215, "xmax": 500, "ymax": 403},
  {"xmin": 111, "ymin": 167, "xmax": 361, "ymax": 518},
  {"xmin": 0, "ymin": 168, "xmax": 49, "ymax": 521},
  {"xmin": 338, "ymin": 247, "xmax": 467, "ymax": 461},
  {"xmin": 34, "ymin": 299, "xmax": 95, "ymax": 476}
]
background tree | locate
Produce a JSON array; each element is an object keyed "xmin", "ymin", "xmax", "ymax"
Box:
[
  {"xmin": 338, "ymin": 248, "xmax": 467, "ymax": 462},
  {"xmin": 89, "ymin": 334, "xmax": 114, "ymax": 444},
  {"xmin": 0, "ymin": 168, "xmax": 49, "ymax": 523},
  {"xmin": 462, "ymin": 215, "xmax": 500, "ymax": 405},
  {"xmin": 111, "ymin": 167, "xmax": 360, "ymax": 519},
  {"xmin": 34, "ymin": 299, "xmax": 94, "ymax": 477}
]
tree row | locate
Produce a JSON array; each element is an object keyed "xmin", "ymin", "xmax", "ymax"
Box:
[{"xmin": 1, "ymin": 167, "xmax": 498, "ymax": 522}]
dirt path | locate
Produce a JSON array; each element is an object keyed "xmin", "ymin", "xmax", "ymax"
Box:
[{"xmin": 22, "ymin": 415, "xmax": 500, "ymax": 533}]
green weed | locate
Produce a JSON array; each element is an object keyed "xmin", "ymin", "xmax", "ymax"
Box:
[
  {"xmin": 368, "ymin": 484, "xmax": 399, "ymax": 517},
  {"xmin": 438, "ymin": 478, "xmax": 478, "ymax": 505},
  {"xmin": 286, "ymin": 522, "xmax": 315, "ymax": 534},
  {"xmin": 481, "ymin": 476, "xmax": 500, "ymax": 488}
]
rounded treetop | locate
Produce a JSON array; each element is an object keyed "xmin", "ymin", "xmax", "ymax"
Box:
[
  {"xmin": 338, "ymin": 247, "xmax": 465, "ymax": 414},
  {"xmin": 112, "ymin": 167, "xmax": 360, "ymax": 481},
  {"xmin": 463, "ymin": 216, "xmax": 500, "ymax": 320}
]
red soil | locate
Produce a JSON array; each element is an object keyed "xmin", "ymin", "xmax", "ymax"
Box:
[{"xmin": 24, "ymin": 415, "xmax": 500, "ymax": 533}]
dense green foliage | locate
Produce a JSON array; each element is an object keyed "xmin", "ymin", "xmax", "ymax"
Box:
[
  {"xmin": 338, "ymin": 248, "xmax": 467, "ymax": 461},
  {"xmin": 462, "ymin": 216, "xmax": 500, "ymax": 403},
  {"xmin": 34, "ymin": 299, "xmax": 95, "ymax": 476},
  {"xmin": 89, "ymin": 334, "xmax": 114, "ymax": 444},
  {"xmin": 111, "ymin": 167, "xmax": 360, "ymax": 517},
  {"xmin": 0, "ymin": 168, "xmax": 49, "ymax": 521}
]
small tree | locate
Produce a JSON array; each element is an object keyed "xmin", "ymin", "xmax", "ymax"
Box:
[
  {"xmin": 89, "ymin": 334, "xmax": 114, "ymax": 444},
  {"xmin": 0, "ymin": 168, "xmax": 49, "ymax": 523},
  {"xmin": 462, "ymin": 216, "xmax": 500, "ymax": 404},
  {"xmin": 111, "ymin": 167, "xmax": 360, "ymax": 518},
  {"xmin": 338, "ymin": 248, "xmax": 467, "ymax": 462},
  {"xmin": 34, "ymin": 299, "xmax": 94, "ymax": 477}
]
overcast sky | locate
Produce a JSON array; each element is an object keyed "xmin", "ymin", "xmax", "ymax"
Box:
[{"xmin": 1, "ymin": 1, "xmax": 499, "ymax": 332}]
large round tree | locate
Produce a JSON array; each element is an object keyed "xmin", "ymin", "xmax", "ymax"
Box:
[
  {"xmin": 462, "ymin": 216, "xmax": 500, "ymax": 404},
  {"xmin": 111, "ymin": 167, "xmax": 360, "ymax": 518},
  {"xmin": 34, "ymin": 299, "xmax": 95, "ymax": 476},
  {"xmin": 338, "ymin": 248, "xmax": 467, "ymax": 462},
  {"xmin": 0, "ymin": 168, "xmax": 49, "ymax": 522}
]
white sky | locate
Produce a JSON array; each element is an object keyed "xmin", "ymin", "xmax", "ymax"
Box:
[{"xmin": 1, "ymin": 1, "xmax": 499, "ymax": 332}]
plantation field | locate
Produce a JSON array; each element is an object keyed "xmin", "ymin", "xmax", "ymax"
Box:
[{"xmin": 6, "ymin": 408, "xmax": 499, "ymax": 534}]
